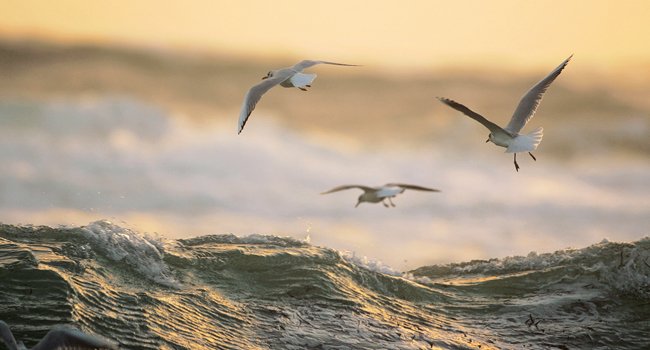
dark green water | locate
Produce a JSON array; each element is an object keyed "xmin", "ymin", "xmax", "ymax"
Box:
[{"xmin": 1, "ymin": 221, "xmax": 648, "ymax": 349}]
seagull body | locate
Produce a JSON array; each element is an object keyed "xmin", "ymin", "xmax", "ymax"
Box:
[
  {"xmin": 321, "ymin": 183, "xmax": 440, "ymax": 208},
  {"xmin": 237, "ymin": 60, "xmax": 358, "ymax": 134},
  {"xmin": 0, "ymin": 320, "xmax": 117, "ymax": 350},
  {"xmin": 438, "ymin": 55, "xmax": 572, "ymax": 171}
]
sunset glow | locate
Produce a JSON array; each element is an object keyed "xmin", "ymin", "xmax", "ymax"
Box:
[{"xmin": 1, "ymin": 0, "xmax": 650, "ymax": 71}]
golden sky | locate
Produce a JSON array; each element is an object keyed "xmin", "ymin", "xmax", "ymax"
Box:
[{"xmin": 1, "ymin": 0, "xmax": 649, "ymax": 71}]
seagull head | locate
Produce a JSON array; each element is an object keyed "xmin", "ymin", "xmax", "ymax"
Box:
[{"xmin": 262, "ymin": 71, "xmax": 274, "ymax": 80}]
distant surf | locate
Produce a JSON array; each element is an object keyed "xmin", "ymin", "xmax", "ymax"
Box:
[
  {"xmin": 1, "ymin": 96, "xmax": 648, "ymax": 269},
  {"xmin": 1, "ymin": 221, "xmax": 647, "ymax": 349}
]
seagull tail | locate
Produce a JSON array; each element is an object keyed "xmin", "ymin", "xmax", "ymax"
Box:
[
  {"xmin": 290, "ymin": 73, "xmax": 317, "ymax": 88},
  {"xmin": 506, "ymin": 127, "xmax": 543, "ymax": 153}
]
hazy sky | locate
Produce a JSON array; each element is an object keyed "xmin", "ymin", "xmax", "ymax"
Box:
[
  {"xmin": 1, "ymin": 0, "xmax": 649, "ymax": 71},
  {"xmin": 1, "ymin": 1, "xmax": 649, "ymax": 268}
]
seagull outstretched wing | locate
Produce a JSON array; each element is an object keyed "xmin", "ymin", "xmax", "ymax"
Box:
[
  {"xmin": 238, "ymin": 75, "xmax": 288, "ymax": 134},
  {"xmin": 292, "ymin": 60, "xmax": 359, "ymax": 72},
  {"xmin": 321, "ymin": 185, "xmax": 375, "ymax": 194},
  {"xmin": 385, "ymin": 183, "xmax": 441, "ymax": 192},
  {"xmin": 505, "ymin": 55, "xmax": 572, "ymax": 134},
  {"xmin": 437, "ymin": 97, "xmax": 509, "ymax": 136},
  {"xmin": 32, "ymin": 326, "xmax": 118, "ymax": 350}
]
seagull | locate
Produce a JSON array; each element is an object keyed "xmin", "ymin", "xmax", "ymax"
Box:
[
  {"xmin": 321, "ymin": 183, "xmax": 440, "ymax": 208},
  {"xmin": 238, "ymin": 60, "xmax": 358, "ymax": 134},
  {"xmin": 437, "ymin": 55, "xmax": 572, "ymax": 171},
  {"xmin": 0, "ymin": 320, "xmax": 118, "ymax": 350}
]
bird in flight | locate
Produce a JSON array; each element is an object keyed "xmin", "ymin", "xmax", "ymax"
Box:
[
  {"xmin": 321, "ymin": 183, "xmax": 440, "ymax": 208},
  {"xmin": 238, "ymin": 60, "xmax": 358, "ymax": 134},
  {"xmin": 0, "ymin": 320, "xmax": 118, "ymax": 350},
  {"xmin": 437, "ymin": 55, "xmax": 572, "ymax": 171}
]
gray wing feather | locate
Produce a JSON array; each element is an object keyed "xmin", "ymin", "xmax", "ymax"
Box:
[
  {"xmin": 0, "ymin": 321, "xmax": 19, "ymax": 350},
  {"xmin": 321, "ymin": 185, "xmax": 375, "ymax": 194},
  {"xmin": 292, "ymin": 60, "xmax": 359, "ymax": 71},
  {"xmin": 237, "ymin": 75, "xmax": 287, "ymax": 134},
  {"xmin": 385, "ymin": 183, "xmax": 441, "ymax": 192},
  {"xmin": 33, "ymin": 327, "xmax": 117, "ymax": 350},
  {"xmin": 437, "ymin": 97, "xmax": 509, "ymax": 136},
  {"xmin": 505, "ymin": 55, "xmax": 572, "ymax": 133}
]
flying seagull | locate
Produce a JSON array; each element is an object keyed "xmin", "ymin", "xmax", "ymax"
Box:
[
  {"xmin": 0, "ymin": 320, "xmax": 118, "ymax": 350},
  {"xmin": 238, "ymin": 60, "xmax": 358, "ymax": 134},
  {"xmin": 321, "ymin": 183, "xmax": 440, "ymax": 208},
  {"xmin": 437, "ymin": 55, "xmax": 572, "ymax": 171}
]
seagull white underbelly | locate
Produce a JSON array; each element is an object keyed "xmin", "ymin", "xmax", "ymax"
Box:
[
  {"xmin": 490, "ymin": 132, "xmax": 514, "ymax": 149},
  {"xmin": 376, "ymin": 187, "xmax": 405, "ymax": 198},
  {"xmin": 360, "ymin": 193, "xmax": 383, "ymax": 203}
]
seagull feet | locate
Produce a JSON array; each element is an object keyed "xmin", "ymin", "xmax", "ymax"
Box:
[
  {"xmin": 382, "ymin": 201, "xmax": 390, "ymax": 208},
  {"xmin": 388, "ymin": 198, "xmax": 396, "ymax": 207},
  {"xmin": 514, "ymin": 153, "xmax": 536, "ymax": 171},
  {"xmin": 514, "ymin": 154, "xmax": 520, "ymax": 172},
  {"xmin": 299, "ymin": 87, "xmax": 308, "ymax": 91}
]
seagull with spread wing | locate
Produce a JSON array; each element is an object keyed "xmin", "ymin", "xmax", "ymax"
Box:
[
  {"xmin": 0, "ymin": 320, "xmax": 117, "ymax": 350},
  {"xmin": 237, "ymin": 60, "xmax": 358, "ymax": 134},
  {"xmin": 321, "ymin": 183, "xmax": 440, "ymax": 208},
  {"xmin": 437, "ymin": 55, "xmax": 572, "ymax": 171}
]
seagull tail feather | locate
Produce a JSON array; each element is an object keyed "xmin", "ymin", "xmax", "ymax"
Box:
[{"xmin": 506, "ymin": 127, "xmax": 543, "ymax": 153}]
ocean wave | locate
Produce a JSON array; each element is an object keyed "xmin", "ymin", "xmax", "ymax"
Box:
[
  {"xmin": 80, "ymin": 220, "xmax": 178, "ymax": 288},
  {"xmin": 410, "ymin": 237, "xmax": 650, "ymax": 298},
  {"xmin": 1, "ymin": 222, "xmax": 648, "ymax": 349}
]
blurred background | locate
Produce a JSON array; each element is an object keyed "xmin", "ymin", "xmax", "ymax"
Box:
[{"xmin": 0, "ymin": 0, "xmax": 648, "ymax": 269}]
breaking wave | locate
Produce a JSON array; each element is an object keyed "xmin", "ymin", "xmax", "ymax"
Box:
[{"xmin": 0, "ymin": 221, "xmax": 648, "ymax": 349}]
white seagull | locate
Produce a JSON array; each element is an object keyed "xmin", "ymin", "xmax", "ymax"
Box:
[
  {"xmin": 321, "ymin": 183, "xmax": 440, "ymax": 208},
  {"xmin": 0, "ymin": 320, "xmax": 118, "ymax": 350},
  {"xmin": 238, "ymin": 60, "xmax": 358, "ymax": 134},
  {"xmin": 437, "ymin": 55, "xmax": 572, "ymax": 171}
]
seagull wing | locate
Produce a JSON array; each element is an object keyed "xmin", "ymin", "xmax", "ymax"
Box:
[
  {"xmin": 32, "ymin": 327, "xmax": 117, "ymax": 350},
  {"xmin": 321, "ymin": 185, "xmax": 375, "ymax": 194},
  {"xmin": 238, "ymin": 75, "xmax": 289, "ymax": 134},
  {"xmin": 0, "ymin": 321, "xmax": 19, "ymax": 350},
  {"xmin": 292, "ymin": 60, "xmax": 359, "ymax": 72},
  {"xmin": 437, "ymin": 97, "xmax": 509, "ymax": 136},
  {"xmin": 505, "ymin": 55, "xmax": 572, "ymax": 134},
  {"xmin": 385, "ymin": 183, "xmax": 441, "ymax": 192}
]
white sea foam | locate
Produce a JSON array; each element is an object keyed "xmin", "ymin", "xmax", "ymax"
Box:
[
  {"xmin": 340, "ymin": 250, "xmax": 403, "ymax": 277},
  {"xmin": 409, "ymin": 237, "xmax": 650, "ymax": 298},
  {"xmin": 79, "ymin": 220, "xmax": 179, "ymax": 288}
]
